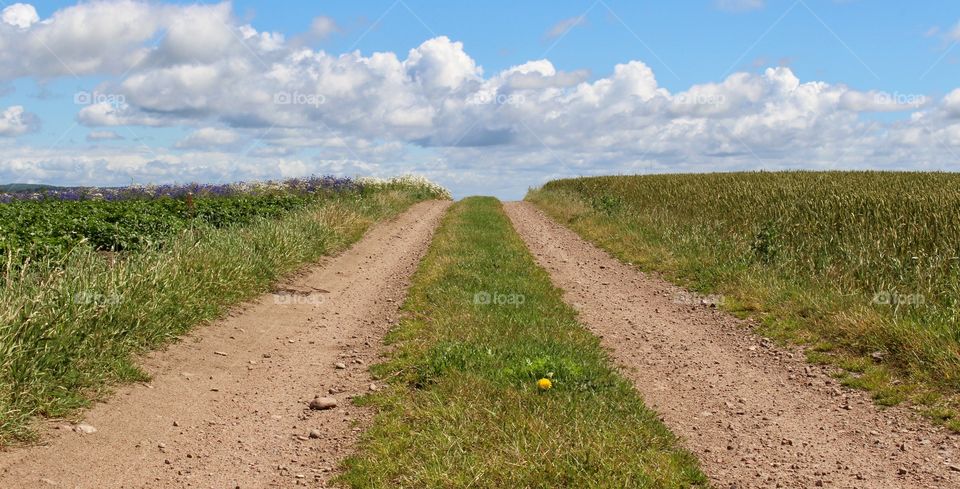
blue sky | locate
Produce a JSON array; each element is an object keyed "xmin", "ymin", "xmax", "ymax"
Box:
[
  {"xmin": 1, "ymin": 1, "xmax": 959, "ymax": 198},
  {"xmin": 22, "ymin": 1, "xmax": 959, "ymax": 95}
]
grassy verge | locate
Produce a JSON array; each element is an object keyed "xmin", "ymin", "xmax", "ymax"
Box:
[
  {"xmin": 339, "ymin": 197, "xmax": 706, "ymax": 488},
  {"xmin": 526, "ymin": 172, "xmax": 960, "ymax": 431},
  {"xmin": 0, "ymin": 189, "xmax": 433, "ymax": 443}
]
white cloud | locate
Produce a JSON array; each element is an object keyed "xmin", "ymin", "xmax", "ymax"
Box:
[
  {"xmin": 0, "ymin": 140, "xmax": 409, "ymax": 188},
  {"xmin": 86, "ymin": 130, "xmax": 125, "ymax": 141},
  {"xmin": 544, "ymin": 16, "xmax": 587, "ymax": 40},
  {"xmin": 77, "ymin": 102, "xmax": 167, "ymax": 127},
  {"xmin": 309, "ymin": 16, "xmax": 339, "ymax": 39},
  {"xmin": 2, "ymin": 3, "xmax": 39, "ymax": 29},
  {"xmin": 0, "ymin": 106, "xmax": 38, "ymax": 136},
  {"xmin": 839, "ymin": 90, "xmax": 929, "ymax": 112},
  {"xmin": 0, "ymin": 1, "xmax": 268, "ymax": 80},
  {"xmin": 0, "ymin": 1, "xmax": 160, "ymax": 79},
  {"xmin": 175, "ymin": 127, "xmax": 240, "ymax": 149},
  {"xmin": 404, "ymin": 36, "xmax": 483, "ymax": 91},
  {"xmin": 152, "ymin": 3, "xmax": 236, "ymax": 65},
  {"xmin": 0, "ymin": 0, "xmax": 958, "ymax": 198},
  {"xmin": 944, "ymin": 89, "xmax": 960, "ymax": 118}
]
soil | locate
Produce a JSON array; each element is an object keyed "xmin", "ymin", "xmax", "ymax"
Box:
[
  {"xmin": 0, "ymin": 200, "xmax": 450, "ymax": 489},
  {"xmin": 5, "ymin": 198, "xmax": 959, "ymax": 489}
]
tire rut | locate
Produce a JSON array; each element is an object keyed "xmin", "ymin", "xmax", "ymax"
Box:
[
  {"xmin": 0, "ymin": 200, "xmax": 450, "ymax": 489},
  {"xmin": 504, "ymin": 201, "xmax": 959, "ymax": 489}
]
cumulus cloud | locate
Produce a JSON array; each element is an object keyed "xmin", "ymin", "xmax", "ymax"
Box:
[
  {"xmin": 838, "ymin": 90, "xmax": 929, "ymax": 112},
  {"xmin": 0, "ymin": 1, "xmax": 260, "ymax": 80},
  {"xmin": 944, "ymin": 89, "xmax": 960, "ymax": 118},
  {"xmin": 2, "ymin": 3, "xmax": 39, "ymax": 29},
  {"xmin": 309, "ymin": 16, "xmax": 339, "ymax": 39},
  {"xmin": 0, "ymin": 1, "xmax": 158, "ymax": 79},
  {"xmin": 404, "ymin": 36, "xmax": 483, "ymax": 91},
  {"xmin": 0, "ymin": 106, "xmax": 39, "ymax": 136},
  {"xmin": 0, "ymin": 0, "xmax": 959, "ymax": 198}
]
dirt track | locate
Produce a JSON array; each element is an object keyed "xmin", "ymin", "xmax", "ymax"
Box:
[
  {"xmin": 4, "ymin": 198, "xmax": 960, "ymax": 488},
  {"xmin": 0, "ymin": 200, "xmax": 449, "ymax": 489},
  {"xmin": 504, "ymin": 201, "xmax": 960, "ymax": 489}
]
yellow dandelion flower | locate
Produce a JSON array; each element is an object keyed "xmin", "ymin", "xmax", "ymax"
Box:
[{"xmin": 537, "ymin": 378, "xmax": 552, "ymax": 390}]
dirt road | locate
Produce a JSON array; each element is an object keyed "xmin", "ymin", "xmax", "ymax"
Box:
[
  {"xmin": 505, "ymin": 201, "xmax": 960, "ymax": 489},
  {"xmin": 0, "ymin": 200, "xmax": 449, "ymax": 489}
]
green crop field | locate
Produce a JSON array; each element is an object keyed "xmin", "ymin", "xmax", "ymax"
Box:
[
  {"xmin": 528, "ymin": 171, "xmax": 960, "ymax": 429},
  {"xmin": 0, "ymin": 176, "xmax": 449, "ymax": 442}
]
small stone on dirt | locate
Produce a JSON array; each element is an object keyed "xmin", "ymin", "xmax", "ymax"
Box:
[
  {"xmin": 309, "ymin": 429, "xmax": 322, "ymax": 439},
  {"xmin": 334, "ymin": 362, "xmax": 347, "ymax": 370},
  {"xmin": 74, "ymin": 424, "xmax": 97, "ymax": 434},
  {"xmin": 309, "ymin": 396, "xmax": 338, "ymax": 410}
]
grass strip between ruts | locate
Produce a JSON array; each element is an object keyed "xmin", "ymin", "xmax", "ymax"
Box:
[{"xmin": 339, "ymin": 197, "xmax": 706, "ymax": 488}]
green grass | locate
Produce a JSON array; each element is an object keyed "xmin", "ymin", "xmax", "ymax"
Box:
[
  {"xmin": 1, "ymin": 193, "xmax": 335, "ymax": 263},
  {"xmin": 526, "ymin": 171, "xmax": 960, "ymax": 430},
  {"xmin": 339, "ymin": 197, "xmax": 706, "ymax": 488},
  {"xmin": 0, "ymin": 189, "xmax": 436, "ymax": 444}
]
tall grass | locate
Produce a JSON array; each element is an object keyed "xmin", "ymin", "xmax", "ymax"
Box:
[
  {"xmin": 528, "ymin": 172, "xmax": 960, "ymax": 427},
  {"xmin": 0, "ymin": 190, "xmax": 433, "ymax": 443},
  {"xmin": 339, "ymin": 198, "xmax": 706, "ymax": 487}
]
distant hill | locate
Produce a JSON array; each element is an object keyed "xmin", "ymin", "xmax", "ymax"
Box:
[{"xmin": 0, "ymin": 184, "xmax": 64, "ymax": 193}]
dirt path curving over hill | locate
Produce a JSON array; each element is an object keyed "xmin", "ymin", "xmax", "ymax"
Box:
[
  {"xmin": 505, "ymin": 201, "xmax": 960, "ymax": 489},
  {"xmin": 0, "ymin": 200, "xmax": 449, "ymax": 489}
]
